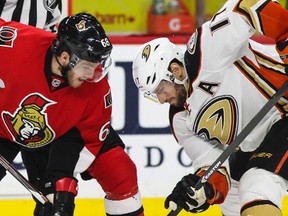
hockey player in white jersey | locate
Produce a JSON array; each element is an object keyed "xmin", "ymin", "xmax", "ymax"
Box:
[{"xmin": 133, "ymin": 0, "xmax": 288, "ymax": 215}]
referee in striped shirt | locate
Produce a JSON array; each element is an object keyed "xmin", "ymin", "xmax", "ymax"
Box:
[{"xmin": 0, "ymin": 0, "xmax": 62, "ymax": 33}]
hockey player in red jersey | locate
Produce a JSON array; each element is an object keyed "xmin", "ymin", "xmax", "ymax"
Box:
[
  {"xmin": 0, "ymin": 13, "xmax": 144, "ymax": 216},
  {"xmin": 133, "ymin": 0, "xmax": 288, "ymax": 215}
]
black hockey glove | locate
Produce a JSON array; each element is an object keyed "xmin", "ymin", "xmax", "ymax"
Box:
[
  {"xmin": 164, "ymin": 174, "xmax": 215, "ymax": 213},
  {"xmin": 33, "ymin": 201, "xmax": 53, "ymax": 216},
  {"xmin": 51, "ymin": 192, "xmax": 75, "ymax": 216}
]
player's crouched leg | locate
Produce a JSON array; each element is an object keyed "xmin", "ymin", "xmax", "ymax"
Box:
[
  {"xmin": 241, "ymin": 200, "xmax": 281, "ymax": 216},
  {"xmin": 104, "ymin": 190, "xmax": 143, "ymax": 216},
  {"xmin": 88, "ymin": 146, "xmax": 144, "ymax": 216},
  {"xmin": 239, "ymin": 168, "xmax": 285, "ymax": 216}
]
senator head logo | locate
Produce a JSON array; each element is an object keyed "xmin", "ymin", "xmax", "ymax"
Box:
[
  {"xmin": 76, "ymin": 20, "xmax": 86, "ymax": 31},
  {"xmin": 2, "ymin": 93, "xmax": 56, "ymax": 148}
]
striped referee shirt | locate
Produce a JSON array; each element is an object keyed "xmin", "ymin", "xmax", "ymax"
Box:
[{"xmin": 0, "ymin": 0, "xmax": 62, "ymax": 33}]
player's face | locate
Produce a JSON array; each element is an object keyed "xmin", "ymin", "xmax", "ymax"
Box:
[
  {"xmin": 19, "ymin": 119, "xmax": 41, "ymax": 139},
  {"xmin": 67, "ymin": 60, "xmax": 101, "ymax": 88},
  {"xmin": 67, "ymin": 57, "xmax": 112, "ymax": 88},
  {"xmin": 153, "ymin": 80, "xmax": 186, "ymax": 107}
]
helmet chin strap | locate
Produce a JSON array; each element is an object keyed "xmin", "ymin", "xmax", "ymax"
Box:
[{"xmin": 55, "ymin": 56, "xmax": 71, "ymax": 80}]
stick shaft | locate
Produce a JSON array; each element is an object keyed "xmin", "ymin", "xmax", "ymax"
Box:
[
  {"xmin": 0, "ymin": 153, "xmax": 49, "ymax": 204},
  {"xmin": 167, "ymin": 206, "xmax": 182, "ymax": 216},
  {"xmin": 198, "ymin": 80, "xmax": 288, "ymax": 186}
]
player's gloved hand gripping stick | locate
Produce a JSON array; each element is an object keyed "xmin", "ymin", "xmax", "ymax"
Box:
[
  {"xmin": 168, "ymin": 80, "xmax": 288, "ymax": 216},
  {"xmin": 0, "ymin": 153, "xmax": 52, "ymax": 207}
]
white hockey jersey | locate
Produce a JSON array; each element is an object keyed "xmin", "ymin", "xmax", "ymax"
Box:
[
  {"xmin": 166, "ymin": 0, "xmax": 288, "ymax": 212},
  {"xmin": 173, "ymin": 0, "xmax": 288, "ymax": 171}
]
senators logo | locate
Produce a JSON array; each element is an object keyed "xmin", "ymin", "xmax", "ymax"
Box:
[
  {"xmin": 104, "ymin": 89, "xmax": 112, "ymax": 108},
  {"xmin": 0, "ymin": 26, "xmax": 17, "ymax": 48},
  {"xmin": 2, "ymin": 93, "xmax": 56, "ymax": 148},
  {"xmin": 194, "ymin": 95, "xmax": 238, "ymax": 145},
  {"xmin": 76, "ymin": 20, "xmax": 86, "ymax": 32},
  {"xmin": 141, "ymin": 44, "xmax": 151, "ymax": 62}
]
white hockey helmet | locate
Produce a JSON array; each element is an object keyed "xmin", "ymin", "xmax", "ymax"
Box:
[{"xmin": 132, "ymin": 38, "xmax": 184, "ymax": 95}]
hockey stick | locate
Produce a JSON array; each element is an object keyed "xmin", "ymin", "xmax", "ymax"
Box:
[
  {"xmin": 168, "ymin": 80, "xmax": 288, "ymax": 216},
  {"xmin": 0, "ymin": 153, "xmax": 50, "ymax": 205}
]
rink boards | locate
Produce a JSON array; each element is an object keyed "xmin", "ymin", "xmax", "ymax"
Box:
[{"xmin": 0, "ymin": 197, "xmax": 287, "ymax": 215}]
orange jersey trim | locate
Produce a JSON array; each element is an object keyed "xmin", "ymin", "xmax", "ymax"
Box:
[{"xmin": 197, "ymin": 167, "xmax": 230, "ymax": 204}]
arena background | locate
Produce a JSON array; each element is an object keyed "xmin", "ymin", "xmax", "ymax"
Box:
[{"xmin": 0, "ymin": 0, "xmax": 287, "ymax": 215}]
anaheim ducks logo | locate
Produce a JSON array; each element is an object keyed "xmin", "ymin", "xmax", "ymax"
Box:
[
  {"xmin": 187, "ymin": 29, "xmax": 198, "ymax": 55},
  {"xmin": 2, "ymin": 93, "xmax": 56, "ymax": 148},
  {"xmin": 194, "ymin": 95, "xmax": 238, "ymax": 145},
  {"xmin": 141, "ymin": 44, "xmax": 151, "ymax": 62}
]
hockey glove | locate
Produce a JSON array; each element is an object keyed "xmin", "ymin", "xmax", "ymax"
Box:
[
  {"xmin": 52, "ymin": 191, "xmax": 75, "ymax": 216},
  {"xmin": 33, "ymin": 201, "xmax": 53, "ymax": 216},
  {"xmin": 164, "ymin": 174, "xmax": 215, "ymax": 213},
  {"xmin": 51, "ymin": 178, "xmax": 77, "ymax": 216}
]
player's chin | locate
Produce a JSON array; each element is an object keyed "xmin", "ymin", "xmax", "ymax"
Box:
[
  {"xmin": 169, "ymin": 98, "xmax": 180, "ymax": 107},
  {"xmin": 169, "ymin": 101, "xmax": 178, "ymax": 107},
  {"xmin": 69, "ymin": 79, "xmax": 84, "ymax": 88},
  {"xmin": 174, "ymin": 99, "xmax": 185, "ymax": 107}
]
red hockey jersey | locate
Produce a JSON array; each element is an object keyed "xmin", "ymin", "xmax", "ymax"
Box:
[{"xmin": 0, "ymin": 19, "xmax": 112, "ymax": 159}]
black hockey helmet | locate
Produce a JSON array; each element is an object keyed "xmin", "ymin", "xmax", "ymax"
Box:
[{"xmin": 52, "ymin": 12, "xmax": 112, "ymax": 64}]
